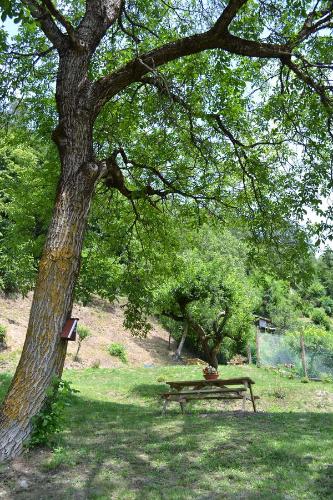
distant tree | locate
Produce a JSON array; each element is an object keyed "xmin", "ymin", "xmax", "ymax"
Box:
[
  {"xmin": 125, "ymin": 227, "xmax": 259, "ymax": 368},
  {"xmin": 74, "ymin": 325, "xmax": 91, "ymax": 361},
  {"xmin": 259, "ymin": 278, "xmax": 301, "ymax": 333}
]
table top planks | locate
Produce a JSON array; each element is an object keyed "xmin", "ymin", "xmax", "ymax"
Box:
[{"xmin": 165, "ymin": 377, "xmax": 255, "ymax": 390}]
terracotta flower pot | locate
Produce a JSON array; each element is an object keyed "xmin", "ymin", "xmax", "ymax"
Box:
[{"xmin": 203, "ymin": 373, "xmax": 219, "ymax": 380}]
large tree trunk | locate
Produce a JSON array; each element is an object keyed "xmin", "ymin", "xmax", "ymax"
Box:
[
  {"xmin": 0, "ymin": 42, "xmax": 102, "ymax": 460},
  {"xmin": 205, "ymin": 348, "xmax": 220, "ymax": 370},
  {"xmin": 0, "ymin": 102, "xmax": 97, "ymax": 460},
  {"xmin": 0, "ymin": 168, "xmax": 96, "ymax": 460},
  {"xmin": 201, "ymin": 338, "xmax": 221, "ymax": 370}
]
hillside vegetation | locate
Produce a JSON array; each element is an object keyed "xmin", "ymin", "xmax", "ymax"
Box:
[{"xmin": 0, "ymin": 293, "xmax": 182, "ymax": 372}]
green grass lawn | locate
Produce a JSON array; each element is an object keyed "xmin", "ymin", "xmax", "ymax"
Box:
[{"xmin": 1, "ymin": 365, "xmax": 333, "ymax": 499}]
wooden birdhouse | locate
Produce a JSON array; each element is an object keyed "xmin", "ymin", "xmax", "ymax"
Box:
[{"xmin": 61, "ymin": 318, "xmax": 79, "ymax": 341}]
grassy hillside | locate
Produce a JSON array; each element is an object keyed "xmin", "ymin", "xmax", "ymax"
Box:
[
  {"xmin": 0, "ymin": 293, "xmax": 186, "ymax": 371},
  {"xmin": 1, "ymin": 365, "xmax": 333, "ymax": 499}
]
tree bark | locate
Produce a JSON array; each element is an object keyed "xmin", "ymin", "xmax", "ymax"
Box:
[
  {"xmin": 0, "ymin": 44, "xmax": 98, "ymax": 458},
  {"xmin": 175, "ymin": 320, "xmax": 188, "ymax": 359},
  {"xmin": 0, "ymin": 162, "xmax": 96, "ymax": 459},
  {"xmin": 207, "ymin": 343, "xmax": 222, "ymax": 370}
]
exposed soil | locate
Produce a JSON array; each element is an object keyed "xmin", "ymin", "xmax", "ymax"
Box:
[{"xmin": 0, "ymin": 293, "xmax": 190, "ymax": 372}]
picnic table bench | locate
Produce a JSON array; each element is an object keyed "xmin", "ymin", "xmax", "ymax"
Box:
[{"xmin": 161, "ymin": 377, "xmax": 259, "ymax": 415}]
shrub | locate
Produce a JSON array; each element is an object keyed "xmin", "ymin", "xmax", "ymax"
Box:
[
  {"xmin": 108, "ymin": 342, "xmax": 127, "ymax": 363},
  {"xmin": 0, "ymin": 324, "xmax": 7, "ymax": 344},
  {"xmin": 311, "ymin": 308, "xmax": 331, "ymax": 331},
  {"xmin": 320, "ymin": 374, "xmax": 333, "ymax": 383},
  {"xmin": 74, "ymin": 324, "xmax": 92, "ymax": 361},
  {"xmin": 27, "ymin": 378, "xmax": 79, "ymax": 448},
  {"xmin": 0, "ymin": 325, "xmax": 7, "ymax": 348},
  {"xmin": 320, "ymin": 296, "xmax": 333, "ymax": 317},
  {"xmin": 271, "ymin": 386, "xmax": 286, "ymax": 399}
]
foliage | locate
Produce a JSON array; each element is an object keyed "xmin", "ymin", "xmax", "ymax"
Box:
[
  {"xmin": 0, "ymin": 324, "xmax": 6, "ymax": 344},
  {"xmin": 286, "ymin": 325, "xmax": 333, "ymax": 354},
  {"xmin": 259, "ymin": 277, "xmax": 301, "ymax": 333},
  {"xmin": 285, "ymin": 325, "xmax": 333, "ymax": 376},
  {"xmin": 0, "ymin": 128, "xmax": 57, "ymax": 293},
  {"xmin": 27, "ymin": 378, "xmax": 79, "ymax": 448},
  {"xmin": 74, "ymin": 325, "xmax": 92, "ymax": 361},
  {"xmin": 122, "ymin": 225, "xmax": 259, "ymax": 365},
  {"xmin": 77, "ymin": 325, "xmax": 91, "ymax": 343},
  {"xmin": 317, "ymin": 248, "xmax": 333, "ymax": 303},
  {"xmin": 107, "ymin": 343, "xmax": 128, "ymax": 364},
  {"xmin": 311, "ymin": 307, "xmax": 331, "ymax": 331}
]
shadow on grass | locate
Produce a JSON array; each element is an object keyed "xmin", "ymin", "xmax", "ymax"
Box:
[
  {"xmin": 1, "ymin": 371, "xmax": 333, "ymax": 499},
  {"xmin": 1, "ymin": 391, "xmax": 332, "ymax": 499},
  {"xmin": 129, "ymin": 383, "xmax": 168, "ymax": 398}
]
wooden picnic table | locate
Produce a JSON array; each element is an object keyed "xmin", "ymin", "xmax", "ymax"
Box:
[{"xmin": 161, "ymin": 377, "xmax": 258, "ymax": 415}]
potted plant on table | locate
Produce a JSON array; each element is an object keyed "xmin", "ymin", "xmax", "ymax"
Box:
[{"xmin": 203, "ymin": 365, "xmax": 219, "ymax": 380}]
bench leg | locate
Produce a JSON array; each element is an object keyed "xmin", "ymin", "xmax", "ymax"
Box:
[
  {"xmin": 249, "ymin": 384, "xmax": 257, "ymax": 412},
  {"xmin": 179, "ymin": 400, "xmax": 186, "ymax": 415},
  {"xmin": 242, "ymin": 381, "xmax": 248, "ymax": 412}
]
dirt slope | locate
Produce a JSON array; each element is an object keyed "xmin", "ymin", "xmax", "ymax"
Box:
[{"xmin": 0, "ymin": 293, "xmax": 187, "ymax": 371}]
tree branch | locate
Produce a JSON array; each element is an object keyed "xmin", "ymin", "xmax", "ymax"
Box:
[
  {"xmin": 283, "ymin": 57, "xmax": 332, "ymax": 109},
  {"xmin": 99, "ymin": 150, "xmax": 169, "ymax": 200},
  {"xmin": 161, "ymin": 311, "xmax": 184, "ymax": 322},
  {"xmin": 212, "ymin": 0, "xmax": 249, "ymax": 35},
  {"xmin": 91, "ymin": 10, "xmax": 290, "ymax": 113},
  {"xmin": 41, "ymin": 0, "xmax": 74, "ymax": 35},
  {"xmin": 88, "ymin": 0, "xmax": 333, "ymax": 115},
  {"xmin": 22, "ymin": 0, "xmax": 68, "ymax": 50},
  {"xmin": 78, "ymin": 0, "xmax": 122, "ymax": 49}
]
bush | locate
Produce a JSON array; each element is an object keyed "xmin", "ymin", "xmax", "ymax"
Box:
[
  {"xmin": 320, "ymin": 296, "xmax": 333, "ymax": 317},
  {"xmin": 0, "ymin": 324, "xmax": 7, "ymax": 346},
  {"xmin": 108, "ymin": 342, "xmax": 127, "ymax": 363},
  {"xmin": 27, "ymin": 378, "xmax": 79, "ymax": 448},
  {"xmin": 311, "ymin": 308, "xmax": 331, "ymax": 331}
]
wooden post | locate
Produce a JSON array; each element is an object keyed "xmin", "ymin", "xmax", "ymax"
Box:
[
  {"xmin": 255, "ymin": 328, "xmax": 261, "ymax": 367},
  {"xmin": 300, "ymin": 334, "xmax": 308, "ymax": 378},
  {"xmin": 247, "ymin": 343, "xmax": 252, "ymax": 364}
]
